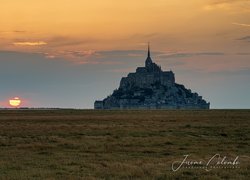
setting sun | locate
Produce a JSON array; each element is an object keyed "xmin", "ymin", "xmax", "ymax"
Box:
[{"xmin": 9, "ymin": 97, "xmax": 21, "ymax": 107}]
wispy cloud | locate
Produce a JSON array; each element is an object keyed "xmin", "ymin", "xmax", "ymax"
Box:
[
  {"xmin": 44, "ymin": 50, "xmax": 97, "ymax": 58},
  {"xmin": 237, "ymin": 36, "xmax": 250, "ymax": 42},
  {"xmin": 46, "ymin": 36, "xmax": 96, "ymax": 48},
  {"xmin": 208, "ymin": 0, "xmax": 250, "ymax": 5},
  {"xmin": 236, "ymin": 52, "xmax": 250, "ymax": 55},
  {"xmin": 0, "ymin": 30, "xmax": 27, "ymax": 34},
  {"xmin": 205, "ymin": 0, "xmax": 250, "ymax": 11},
  {"xmin": 42, "ymin": 49, "xmax": 226, "ymax": 65},
  {"xmin": 158, "ymin": 52, "xmax": 225, "ymax": 59},
  {"xmin": 232, "ymin": 22, "xmax": 250, "ymax": 27},
  {"xmin": 204, "ymin": 3, "xmax": 230, "ymax": 11},
  {"xmin": 13, "ymin": 41, "xmax": 47, "ymax": 46}
]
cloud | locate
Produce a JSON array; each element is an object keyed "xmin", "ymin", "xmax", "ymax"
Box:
[
  {"xmin": 43, "ymin": 50, "xmax": 98, "ymax": 63},
  {"xmin": 43, "ymin": 49, "xmax": 143, "ymax": 64},
  {"xmin": 13, "ymin": 30, "xmax": 27, "ymax": 33},
  {"xmin": 43, "ymin": 49, "xmax": 226, "ymax": 65},
  {"xmin": 13, "ymin": 41, "xmax": 47, "ymax": 46},
  {"xmin": 232, "ymin": 22, "xmax": 250, "ymax": 27},
  {"xmin": 237, "ymin": 36, "xmax": 250, "ymax": 42},
  {"xmin": 98, "ymin": 50, "xmax": 146, "ymax": 57},
  {"xmin": 209, "ymin": 0, "xmax": 250, "ymax": 5},
  {"xmin": 46, "ymin": 36, "xmax": 96, "ymax": 48},
  {"xmin": 204, "ymin": 3, "xmax": 230, "ymax": 11},
  {"xmin": 58, "ymin": 50, "xmax": 146, "ymax": 64},
  {"xmin": 205, "ymin": 0, "xmax": 250, "ymax": 11},
  {"xmin": 158, "ymin": 52, "xmax": 225, "ymax": 59},
  {"xmin": 0, "ymin": 30, "xmax": 27, "ymax": 34},
  {"xmin": 236, "ymin": 52, "xmax": 250, "ymax": 55}
]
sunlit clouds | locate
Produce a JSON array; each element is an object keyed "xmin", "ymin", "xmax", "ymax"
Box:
[
  {"xmin": 43, "ymin": 50, "xmax": 97, "ymax": 63},
  {"xmin": 232, "ymin": 22, "xmax": 250, "ymax": 27},
  {"xmin": 13, "ymin": 41, "xmax": 47, "ymax": 46},
  {"xmin": 0, "ymin": 0, "xmax": 249, "ymax": 62},
  {"xmin": 205, "ymin": 0, "xmax": 250, "ymax": 11}
]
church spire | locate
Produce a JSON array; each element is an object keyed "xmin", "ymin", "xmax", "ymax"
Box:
[
  {"xmin": 145, "ymin": 42, "xmax": 153, "ymax": 68},
  {"xmin": 147, "ymin": 42, "xmax": 151, "ymax": 58}
]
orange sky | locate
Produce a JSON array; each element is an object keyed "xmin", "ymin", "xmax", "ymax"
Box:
[{"xmin": 1, "ymin": 0, "xmax": 249, "ymax": 54}]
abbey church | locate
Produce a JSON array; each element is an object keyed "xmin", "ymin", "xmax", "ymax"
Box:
[{"xmin": 95, "ymin": 45, "xmax": 210, "ymax": 109}]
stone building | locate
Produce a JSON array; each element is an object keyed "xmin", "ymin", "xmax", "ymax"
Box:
[{"xmin": 94, "ymin": 44, "xmax": 210, "ymax": 109}]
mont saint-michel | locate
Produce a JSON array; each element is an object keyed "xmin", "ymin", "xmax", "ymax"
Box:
[{"xmin": 95, "ymin": 45, "xmax": 210, "ymax": 109}]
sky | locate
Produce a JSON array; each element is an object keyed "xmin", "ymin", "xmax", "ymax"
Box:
[{"xmin": 0, "ymin": 0, "xmax": 250, "ymax": 109}]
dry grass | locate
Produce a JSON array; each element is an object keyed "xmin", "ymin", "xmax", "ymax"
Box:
[{"xmin": 0, "ymin": 110, "xmax": 249, "ymax": 179}]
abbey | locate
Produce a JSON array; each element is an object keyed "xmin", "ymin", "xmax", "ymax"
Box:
[{"xmin": 95, "ymin": 45, "xmax": 210, "ymax": 109}]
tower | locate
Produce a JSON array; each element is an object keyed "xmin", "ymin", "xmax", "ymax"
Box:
[{"xmin": 145, "ymin": 42, "xmax": 153, "ymax": 67}]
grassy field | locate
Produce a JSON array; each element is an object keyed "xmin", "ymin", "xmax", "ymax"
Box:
[{"xmin": 0, "ymin": 110, "xmax": 249, "ymax": 179}]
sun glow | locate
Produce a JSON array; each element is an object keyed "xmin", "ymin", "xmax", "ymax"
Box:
[{"xmin": 9, "ymin": 97, "xmax": 21, "ymax": 107}]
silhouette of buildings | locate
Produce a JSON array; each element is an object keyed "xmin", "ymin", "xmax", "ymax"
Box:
[{"xmin": 95, "ymin": 44, "xmax": 210, "ymax": 109}]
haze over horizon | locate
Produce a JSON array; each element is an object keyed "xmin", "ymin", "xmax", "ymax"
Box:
[{"xmin": 1, "ymin": 0, "xmax": 250, "ymax": 109}]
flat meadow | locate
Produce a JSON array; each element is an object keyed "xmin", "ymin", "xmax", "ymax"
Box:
[{"xmin": 0, "ymin": 110, "xmax": 249, "ymax": 179}]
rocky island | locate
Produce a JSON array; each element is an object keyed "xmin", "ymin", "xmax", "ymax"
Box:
[{"xmin": 95, "ymin": 45, "xmax": 210, "ymax": 109}]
